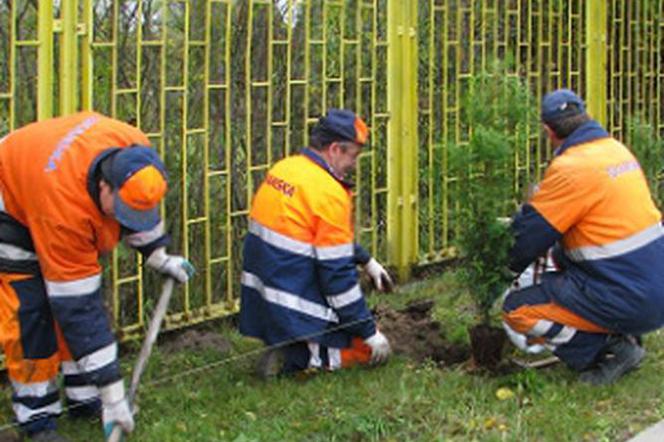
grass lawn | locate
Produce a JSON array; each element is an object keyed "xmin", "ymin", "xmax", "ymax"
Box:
[{"xmin": 2, "ymin": 270, "xmax": 664, "ymax": 441}]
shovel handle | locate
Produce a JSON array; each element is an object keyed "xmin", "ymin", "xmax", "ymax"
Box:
[{"xmin": 106, "ymin": 278, "xmax": 176, "ymax": 442}]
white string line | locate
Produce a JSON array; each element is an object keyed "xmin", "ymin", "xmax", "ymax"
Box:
[
  {"xmin": 0, "ymin": 314, "xmax": 377, "ymax": 432},
  {"xmin": 0, "ymin": 295, "xmax": 433, "ymax": 434}
]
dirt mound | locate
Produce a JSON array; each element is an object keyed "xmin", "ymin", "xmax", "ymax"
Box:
[
  {"xmin": 160, "ymin": 329, "xmax": 232, "ymax": 355},
  {"xmin": 375, "ymin": 300, "xmax": 469, "ymax": 366}
]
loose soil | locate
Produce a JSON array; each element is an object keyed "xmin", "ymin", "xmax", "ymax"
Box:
[
  {"xmin": 159, "ymin": 328, "xmax": 233, "ymax": 355},
  {"xmin": 374, "ymin": 299, "xmax": 469, "ymax": 366},
  {"xmin": 469, "ymin": 323, "xmax": 507, "ymax": 369}
]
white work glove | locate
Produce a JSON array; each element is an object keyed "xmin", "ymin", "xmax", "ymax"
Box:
[
  {"xmin": 145, "ymin": 247, "xmax": 195, "ymax": 283},
  {"xmin": 364, "ymin": 258, "xmax": 394, "ymax": 293},
  {"xmin": 364, "ymin": 330, "xmax": 391, "ymax": 365},
  {"xmin": 101, "ymin": 380, "xmax": 134, "ymax": 438},
  {"xmin": 502, "ymin": 322, "xmax": 546, "ymax": 355}
]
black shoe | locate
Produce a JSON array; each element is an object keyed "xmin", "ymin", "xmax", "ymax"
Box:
[
  {"xmin": 579, "ymin": 335, "xmax": 645, "ymax": 386},
  {"xmin": 23, "ymin": 430, "xmax": 70, "ymax": 442},
  {"xmin": 255, "ymin": 348, "xmax": 286, "ymax": 379}
]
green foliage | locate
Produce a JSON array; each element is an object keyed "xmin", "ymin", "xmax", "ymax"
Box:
[
  {"xmin": 626, "ymin": 115, "xmax": 664, "ymax": 207},
  {"xmin": 449, "ymin": 61, "xmax": 537, "ymax": 324}
]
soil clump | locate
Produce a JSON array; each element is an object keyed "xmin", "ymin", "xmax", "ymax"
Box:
[
  {"xmin": 375, "ymin": 299, "xmax": 469, "ymax": 366},
  {"xmin": 160, "ymin": 328, "xmax": 232, "ymax": 355}
]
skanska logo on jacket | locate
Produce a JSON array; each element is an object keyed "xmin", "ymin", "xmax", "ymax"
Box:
[{"xmin": 265, "ymin": 174, "xmax": 295, "ymax": 197}]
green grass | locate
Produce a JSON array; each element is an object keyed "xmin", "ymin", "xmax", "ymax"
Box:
[{"xmin": 2, "ymin": 271, "xmax": 664, "ymax": 441}]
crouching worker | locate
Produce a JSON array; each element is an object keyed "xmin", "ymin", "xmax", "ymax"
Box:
[
  {"xmin": 502, "ymin": 89, "xmax": 664, "ymax": 385},
  {"xmin": 0, "ymin": 112, "xmax": 195, "ymax": 441},
  {"xmin": 240, "ymin": 109, "xmax": 392, "ymax": 377}
]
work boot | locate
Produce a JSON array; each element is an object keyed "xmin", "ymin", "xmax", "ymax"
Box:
[
  {"xmin": 254, "ymin": 348, "xmax": 286, "ymax": 379},
  {"xmin": 579, "ymin": 335, "xmax": 645, "ymax": 386},
  {"xmin": 23, "ymin": 429, "xmax": 70, "ymax": 442}
]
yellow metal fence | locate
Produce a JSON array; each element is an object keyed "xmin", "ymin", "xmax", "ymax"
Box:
[
  {"xmin": 415, "ymin": 0, "xmax": 588, "ymax": 265},
  {"xmin": 0, "ymin": 0, "xmax": 662, "ymax": 348}
]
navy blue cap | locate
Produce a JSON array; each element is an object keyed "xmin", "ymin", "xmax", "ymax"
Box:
[
  {"xmin": 109, "ymin": 146, "xmax": 168, "ymax": 232},
  {"xmin": 541, "ymin": 89, "xmax": 586, "ymax": 123},
  {"xmin": 311, "ymin": 109, "xmax": 368, "ymax": 146}
]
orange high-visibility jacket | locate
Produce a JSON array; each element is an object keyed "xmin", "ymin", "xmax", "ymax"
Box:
[
  {"xmin": 0, "ymin": 112, "xmax": 167, "ymax": 386},
  {"xmin": 510, "ymin": 120, "xmax": 664, "ymax": 335},
  {"xmin": 240, "ymin": 148, "xmax": 376, "ymax": 348}
]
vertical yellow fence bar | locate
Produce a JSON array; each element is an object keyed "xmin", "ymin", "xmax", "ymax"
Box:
[
  {"xmin": 37, "ymin": 0, "xmax": 54, "ymax": 120},
  {"xmin": 387, "ymin": 0, "xmax": 418, "ymax": 280},
  {"xmin": 59, "ymin": 0, "xmax": 78, "ymax": 115},
  {"xmin": 585, "ymin": 0, "xmax": 607, "ymax": 126},
  {"xmin": 79, "ymin": 0, "xmax": 93, "ymax": 111},
  {"xmin": 180, "ymin": 1, "xmax": 191, "ymax": 320}
]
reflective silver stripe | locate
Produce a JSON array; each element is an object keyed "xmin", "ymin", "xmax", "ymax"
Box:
[
  {"xmin": 124, "ymin": 221, "xmax": 165, "ymax": 247},
  {"xmin": 11, "ymin": 379, "xmax": 58, "ymax": 398},
  {"xmin": 530, "ymin": 320, "xmax": 554, "ymax": 337},
  {"xmin": 65, "ymin": 385, "xmax": 99, "ymax": 402},
  {"xmin": 77, "ymin": 343, "xmax": 118, "ymax": 374},
  {"xmin": 307, "ymin": 342, "xmax": 322, "ymax": 368},
  {"xmin": 61, "ymin": 361, "xmax": 82, "ymax": 376},
  {"xmin": 328, "ymin": 348, "xmax": 342, "ymax": 370},
  {"xmin": 566, "ymin": 222, "xmax": 663, "ymax": 262},
  {"xmin": 13, "ymin": 401, "xmax": 62, "ymax": 424},
  {"xmin": 549, "ymin": 326, "xmax": 576, "ymax": 345},
  {"xmin": 249, "ymin": 219, "xmax": 314, "ymax": 257},
  {"xmin": 315, "ymin": 243, "xmax": 354, "ymax": 260},
  {"xmin": 0, "ymin": 242, "xmax": 37, "ymax": 261},
  {"xmin": 46, "ymin": 274, "xmax": 101, "ymax": 297},
  {"xmin": 242, "ymin": 271, "xmax": 339, "ymax": 323},
  {"xmin": 326, "ymin": 284, "xmax": 363, "ymax": 309}
]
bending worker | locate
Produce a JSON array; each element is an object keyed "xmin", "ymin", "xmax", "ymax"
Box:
[
  {"xmin": 0, "ymin": 112, "xmax": 195, "ymax": 441},
  {"xmin": 240, "ymin": 109, "xmax": 393, "ymax": 376},
  {"xmin": 503, "ymin": 89, "xmax": 664, "ymax": 385}
]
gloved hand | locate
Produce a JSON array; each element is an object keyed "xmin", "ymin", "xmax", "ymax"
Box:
[
  {"xmin": 145, "ymin": 247, "xmax": 195, "ymax": 283},
  {"xmin": 364, "ymin": 258, "xmax": 394, "ymax": 293},
  {"xmin": 364, "ymin": 330, "xmax": 391, "ymax": 364},
  {"xmin": 101, "ymin": 380, "xmax": 134, "ymax": 438}
]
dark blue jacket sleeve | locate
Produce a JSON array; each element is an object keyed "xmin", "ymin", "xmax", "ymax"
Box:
[
  {"xmin": 316, "ymin": 257, "xmax": 377, "ymax": 339},
  {"xmin": 122, "ymin": 226, "xmax": 170, "ymax": 258},
  {"xmin": 354, "ymin": 243, "xmax": 371, "ymax": 265},
  {"xmin": 509, "ymin": 203, "xmax": 563, "ymax": 274}
]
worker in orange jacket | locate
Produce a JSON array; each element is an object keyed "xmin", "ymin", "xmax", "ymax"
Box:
[
  {"xmin": 503, "ymin": 89, "xmax": 664, "ymax": 385},
  {"xmin": 0, "ymin": 112, "xmax": 194, "ymax": 441},
  {"xmin": 240, "ymin": 109, "xmax": 393, "ymax": 377}
]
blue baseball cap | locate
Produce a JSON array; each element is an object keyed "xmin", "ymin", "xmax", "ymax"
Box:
[
  {"xmin": 541, "ymin": 89, "xmax": 586, "ymax": 123},
  {"xmin": 107, "ymin": 146, "xmax": 168, "ymax": 232},
  {"xmin": 311, "ymin": 109, "xmax": 369, "ymax": 146}
]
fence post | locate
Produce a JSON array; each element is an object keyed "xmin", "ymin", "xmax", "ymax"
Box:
[
  {"xmin": 79, "ymin": 0, "xmax": 93, "ymax": 111},
  {"xmin": 387, "ymin": 0, "xmax": 418, "ymax": 281},
  {"xmin": 59, "ymin": 0, "xmax": 79, "ymax": 115},
  {"xmin": 585, "ymin": 0, "xmax": 607, "ymax": 126},
  {"xmin": 37, "ymin": 0, "xmax": 54, "ymax": 120}
]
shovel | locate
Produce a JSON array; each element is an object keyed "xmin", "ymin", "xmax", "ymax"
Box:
[{"xmin": 108, "ymin": 277, "xmax": 175, "ymax": 442}]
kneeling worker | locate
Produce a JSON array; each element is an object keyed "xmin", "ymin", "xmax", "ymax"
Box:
[
  {"xmin": 503, "ymin": 89, "xmax": 664, "ymax": 385},
  {"xmin": 240, "ymin": 109, "xmax": 392, "ymax": 376}
]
